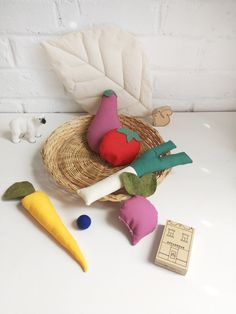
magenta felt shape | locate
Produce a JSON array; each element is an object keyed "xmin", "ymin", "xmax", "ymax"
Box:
[
  {"xmin": 87, "ymin": 91, "xmax": 122, "ymax": 152},
  {"xmin": 119, "ymin": 196, "xmax": 158, "ymax": 245}
]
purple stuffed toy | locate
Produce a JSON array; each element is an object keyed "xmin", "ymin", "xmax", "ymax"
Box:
[
  {"xmin": 119, "ymin": 196, "xmax": 158, "ymax": 245},
  {"xmin": 87, "ymin": 90, "xmax": 121, "ymax": 153}
]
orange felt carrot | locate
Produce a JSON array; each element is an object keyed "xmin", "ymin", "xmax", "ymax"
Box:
[{"xmin": 3, "ymin": 182, "xmax": 87, "ymax": 272}]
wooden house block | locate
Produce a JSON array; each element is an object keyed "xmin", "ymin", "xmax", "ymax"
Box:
[{"xmin": 155, "ymin": 220, "xmax": 194, "ymax": 275}]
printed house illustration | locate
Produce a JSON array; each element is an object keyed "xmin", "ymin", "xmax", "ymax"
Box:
[{"xmin": 155, "ymin": 220, "xmax": 194, "ymax": 274}]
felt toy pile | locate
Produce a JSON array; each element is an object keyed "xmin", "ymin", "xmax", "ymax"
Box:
[
  {"xmin": 80, "ymin": 89, "xmax": 193, "ymax": 245},
  {"xmin": 87, "ymin": 90, "xmax": 141, "ymax": 165},
  {"xmin": 2, "ymin": 89, "xmax": 192, "ymax": 272}
]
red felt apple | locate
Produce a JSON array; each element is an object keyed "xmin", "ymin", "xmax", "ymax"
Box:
[{"xmin": 99, "ymin": 128, "xmax": 141, "ymax": 166}]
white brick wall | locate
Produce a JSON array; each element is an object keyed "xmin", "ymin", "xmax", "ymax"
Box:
[{"xmin": 0, "ymin": 0, "xmax": 235, "ymax": 113}]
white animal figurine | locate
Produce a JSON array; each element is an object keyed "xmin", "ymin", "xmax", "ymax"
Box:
[{"xmin": 9, "ymin": 115, "xmax": 46, "ymax": 143}]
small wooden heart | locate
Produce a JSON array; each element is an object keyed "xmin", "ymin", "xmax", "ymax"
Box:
[{"xmin": 121, "ymin": 173, "xmax": 157, "ymax": 197}]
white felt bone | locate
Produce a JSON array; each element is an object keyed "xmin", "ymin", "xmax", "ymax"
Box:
[{"xmin": 77, "ymin": 166, "xmax": 137, "ymax": 206}]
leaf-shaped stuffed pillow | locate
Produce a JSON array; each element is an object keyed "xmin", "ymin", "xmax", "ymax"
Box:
[
  {"xmin": 121, "ymin": 173, "xmax": 157, "ymax": 197},
  {"xmin": 42, "ymin": 26, "xmax": 152, "ymax": 117}
]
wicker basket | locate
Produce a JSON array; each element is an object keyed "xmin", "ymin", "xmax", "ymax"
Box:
[{"xmin": 41, "ymin": 115, "xmax": 170, "ymax": 202}]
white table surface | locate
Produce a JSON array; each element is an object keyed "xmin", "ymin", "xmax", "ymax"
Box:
[{"xmin": 0, "ymin": 112, "xmax": 235, "ymax": 314}]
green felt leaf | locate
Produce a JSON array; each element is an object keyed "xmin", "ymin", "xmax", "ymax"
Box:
[
  {"xmin": 3, "ymin": 181, "xmax": 35, "ymax": 200},
  {"xmin": 121, "ymin": 173, "xmax": 157, "ymax": 197},
  {"xmin": 117, "ymin": 128, "xmax": 141, "ymax": 143}
]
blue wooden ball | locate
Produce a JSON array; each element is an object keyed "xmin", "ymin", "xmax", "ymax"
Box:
[{"xmin": 76, "ymin": 215, "xmax": 91, "ymax": 230}]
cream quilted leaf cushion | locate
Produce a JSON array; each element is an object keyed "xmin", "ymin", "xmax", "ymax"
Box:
[{"xmin": 43, "ymin": 26, "xmax": 152, "ymax": 116}]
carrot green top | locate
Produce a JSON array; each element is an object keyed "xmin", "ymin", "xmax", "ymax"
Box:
[{"xmin": 3, "ymin": 181, "xmax": 35, "ymax": 200}]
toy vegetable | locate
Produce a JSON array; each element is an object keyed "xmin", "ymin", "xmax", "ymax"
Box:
[
  {"xmin": 119, "ymin": 195, "xmax": 158, "ymax": 245},
  {"xmin": 118, "ymin": 173, "xmax": 158, "ymax": 245},
  {"xmin": 3, "ymin": 181, "xmax": 87, "ymax": 272},
  {"xmin": 87, "ymin": 89, "xmax": 122, "ymax": 152},
  {"xmin": 77, "ymin": 140, "xmax": 192, "ymax": 205},
  {"xmin": 99, "ymin": 128, "xmax": 141, "ymax": 166}
]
